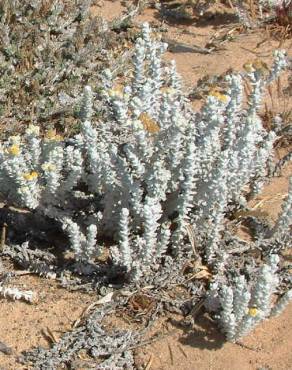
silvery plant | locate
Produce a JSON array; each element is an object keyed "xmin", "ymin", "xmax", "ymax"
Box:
[
  {"xmin": 0, "ymin": 22, "xmax": 290, "ymax": 287},
  {"xmin": 207, "ymin": 254, "xmax": 292, "ymax": 342}
]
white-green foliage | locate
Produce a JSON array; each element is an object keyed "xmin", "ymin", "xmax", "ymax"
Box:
[
  {"xmin": 0, "ymin": 24, "xmax": 290, "ymax": 282},
  {"xmin": 215, "ymin": 254, "xmax": 292, "ymax": 342},
  {"xmin": 270, "ymin": 289, "xmax": 292, "ymax": 317},
  {"xmin": 62, "ymin": 218, "xmax": 98, "ymax": 262}
]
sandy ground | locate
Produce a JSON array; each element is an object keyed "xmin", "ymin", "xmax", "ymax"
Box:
[{"xmin": 0, "ymin": 1, "xmax": 291, "ymax": 369}]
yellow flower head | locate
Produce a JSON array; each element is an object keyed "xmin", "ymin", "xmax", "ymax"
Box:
[
  {"xmin": 23, "ymin": 171, "xmax": 38, "ymax": 181},
  {"xmin": 252, "ymin": 59, "xmax": 269, "ymax": 74},
  {"xmin": 45, "ymin": 129, "xmax": 63, "ymax": 142},
  {"xmin": 160, "ymin": 87, "xmax": 176, "ymax": 95},
  {"xmin": 209, "ymin": 89, "xmax": 228, "ymax": 103},
  {"xmin": 248, "ymin": 307, "xmax": 259, "ymax": 317},
  {"xmin": 108, "ymin": 84, "xmax": 124, "ymax": 98},
  {"xmin": 243, "ymin": 61, "xmax": 254, "ymax": 73},
  {"xmin": 8, "ymin": 144, "xmax": 20, "ymax": 156},
  {"xmin": 41, "ymin": 162, "xmax": 56, "ymax": 172},
  {"xmin": 243, "ymin": 59, "xmax": 269, "ymax": 74}
]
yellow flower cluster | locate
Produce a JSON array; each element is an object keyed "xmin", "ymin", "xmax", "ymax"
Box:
[
  {"xmin": 108, "ymin": 84, "xmax": 124, "ymax": 99},
  {"xmin": 209, "ymin": 89, "xmax": 228, "ymax": 103},
  {"xmin": 8, "ymin": 144, "xmax": 20, "ymax": 156},
  {"xmin": 160, "ymin": 87, "xmax": 176, "ymax": 95},
  {"xmin": 243, "ymin": 59, "xmax": 269, "ymax": 74},
  {"xmin": 45, "ymin": 129, "xmax": 63, "ymax": 142},
  {"xmin": 41, "ymin": 162, "xmax": 56, "ymax": 172},
  {"xmin": 23, "ymin": 171, "xmax": 38, "ymax": 181},
  {"xmin": 248, "ymin": 307, "xmax": 259, "ymax": 317}
]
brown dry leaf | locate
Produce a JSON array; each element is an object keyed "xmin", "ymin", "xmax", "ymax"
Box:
[
  {"xmin": 129, "ymin": 293, "xmax": 155, "ymax": 313},
  {"xmin": 96, "ymin": 248, "xmax": 110, "ymax": 262},
  {"xmin": 192, "ymin": 268, "xmax": 212, "ymax": 281},
  {"xmin": 139, "ymin": 113, "xmax": 160, "ymax": 134}
]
